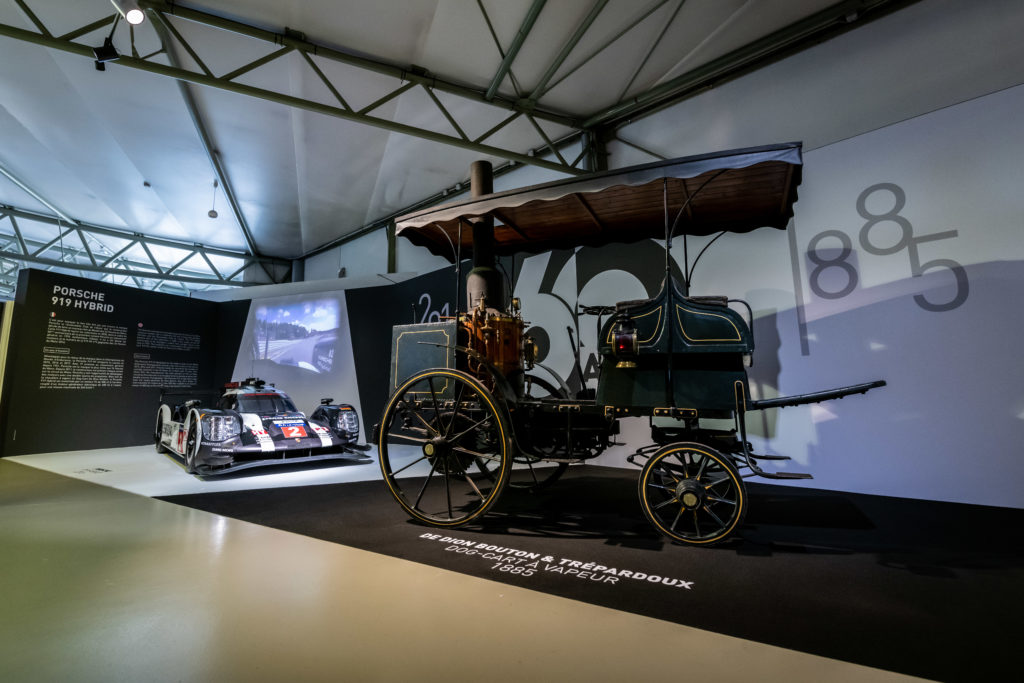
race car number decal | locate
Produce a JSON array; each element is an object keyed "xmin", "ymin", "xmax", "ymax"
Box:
[{"xmin": 281, "ymin": 425, "xmax": 307, "ymax": 438}]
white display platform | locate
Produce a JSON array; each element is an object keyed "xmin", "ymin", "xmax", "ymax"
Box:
[{"xmin": 9, "ymin": 445, "xmax": 380, "ymax": 497}]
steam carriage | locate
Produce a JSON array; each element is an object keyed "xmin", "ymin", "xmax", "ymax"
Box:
[{"xmin": 375, "ymin": 143, "xmax": 885, "ymax": 545}]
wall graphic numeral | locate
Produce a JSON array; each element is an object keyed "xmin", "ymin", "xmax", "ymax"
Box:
[
  {"xmin": 417, "ymin": 293, "xmax": 450, "ymax": 323},
  {"xmin": 807, "ymin": 230, "xmax": 858, "ymax": 299},
  {"xmin": 806, "ymin": 183, "xmax": 969, "ymax": 313}
]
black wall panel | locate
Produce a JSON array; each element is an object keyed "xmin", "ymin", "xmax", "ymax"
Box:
[{"xmin": 0, "ymin": 270, "xmax": 247, "ymax": 457}]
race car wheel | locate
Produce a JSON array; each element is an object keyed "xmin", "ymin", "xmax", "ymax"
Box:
[
  {"xmin": 378, "ymin": 369, "xmax": 510, "ymax": 527},
  {"xmin": 638, "ymin": 441, "xmax": 747, "ymax": 546},
  {"xmin": 184, "ymin": 420, "xmax": 201, "ymax": 474},
  {"xmin": 154, "ymin": 411, "xmax": 168, "ymax": 453}
]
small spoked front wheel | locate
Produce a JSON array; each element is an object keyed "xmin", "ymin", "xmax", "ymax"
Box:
[
  {"xmin": 638, "ymin": 442, "xmax": 747, "ymax": 545},
  {"xmin": 378, "ymin": 369, "xmax": 511, "ymax": 526}
]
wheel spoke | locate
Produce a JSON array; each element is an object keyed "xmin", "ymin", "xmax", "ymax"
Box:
[
  {"xmin": 413, "ymin": 459, "xmax": 439, "ymax": 509},
  {"xmin": 427, "ymin": 376, "xmax": 442, "ymax": 430},
  {"xmin": 389, "ymin": 454, "xmax": 429, "ymax": 476},
  {"xmin": 446, "ymin": 380, "xmax": 467, "ymax": 436},
  {"xmin": 410, "ymin": 409, "xmax": 440, "ymax": 437},
  {"xmin": 387, "ymin": 433, "xmax": 430, "ymax": 445},
  {"xmin": 703, "ymin": 475, "xmax": 732, "ymax": 490},
  {"xmin": 449, "ymin": 414, "xmax": 493, "ymax": 443},
  {"xmin": 695, "ymin": 453, "xmax": 709, "ymax": 480},
  {"xmin": 444, "ymin": 462, "xmax": 453, "ymax": 519},
  {"xmin": 692, "ymin": 510, "xmax": 701, "ymax": 537},
  {"xmin": 670, "ymin": 507, "xmax": 683, "ymax": 532},
  {"xmin": 464, "ymin": 474, "xmax": 486, "ymax": 502},
  {"xmin": 703, "ymin": 504, "xmax": 727, "ymax": 530},
  {"xmin": 454, "ymin": 446, "xmax": 500, "ymax": 462},
  {"xmin": 652, "ymin": 496, "xmax": 677, "ymax": 510},
  {"xmin": 706, "ymin": 493, "xmax": 737, "ymax": 506},
  {"xmin": 673, "ymin": 452, "xmax": 691, "ymax": 477}
]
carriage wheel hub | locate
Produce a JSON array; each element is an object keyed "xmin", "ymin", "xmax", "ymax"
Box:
[
  {"xmin": 424, "ymin": 437, "xmax": 450, "ymax": 459},
  {"xmin": 676, "ymin": 480, "xmax": 703, "ymax": 510}
]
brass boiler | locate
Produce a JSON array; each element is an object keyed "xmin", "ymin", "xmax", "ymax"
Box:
[{"xmin": 458, "ymin": 305, "xmax": 525, "ymax": 392}]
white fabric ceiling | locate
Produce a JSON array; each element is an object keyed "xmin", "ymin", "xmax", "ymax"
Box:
[{"xmin": 0, "ymin": 0, "xmax": 899, "ymax": 289}]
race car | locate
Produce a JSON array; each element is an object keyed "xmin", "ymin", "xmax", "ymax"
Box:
[{"xmin": 154, "ymin": 378, "xmax": 368, "ymax": 475}]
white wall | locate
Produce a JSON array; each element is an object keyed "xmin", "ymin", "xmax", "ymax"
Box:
[
  {"xmin": 511, "ymin": 0, "xmax": 1024, "ymax": 508},
  {"xmin": 287, "ymin": 0, "xmax": 1023, "ymax": 507}
]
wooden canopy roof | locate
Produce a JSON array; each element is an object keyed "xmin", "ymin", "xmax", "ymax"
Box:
[{"xmin": 394, "ymin": 142, "xmax": 803, "ymax": 261}]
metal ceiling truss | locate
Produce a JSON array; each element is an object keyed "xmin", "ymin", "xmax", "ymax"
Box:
[
  {"xmin": 0, "ymin": 0, "xmax": 590, "ymax": 177},
  {"xmin": 0, "ymin": 0, "xmax": 922, "ymax": 272},
  {"xmin": 0, "ymin": 206, "xmax": 291, "ymax": 293},
  {"xmin": 582, "ymin": 0, "xmax": 922, "ymax": 129}
]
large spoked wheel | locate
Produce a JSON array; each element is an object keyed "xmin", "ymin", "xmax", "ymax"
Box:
[
  {"xmin": 503, "ymin": 374, "xmax": 568, "ymax": 490},
  {"xmin": 184, "ymin": 419, "xmax": 201, "ymax": 475},
  {"xmin": 378, "ymin": 369, "xmax": 511, "ymax": 526},
  {"xmin": 638, "ymin": 442, "xmax": 747, "ymax": 546}
]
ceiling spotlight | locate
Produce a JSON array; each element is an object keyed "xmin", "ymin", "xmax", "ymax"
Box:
[
  {"xmin": 111, "ymin": 0, "xmax": 145, "ymax": 25},
  {"xmin": 208, "ymin": 179, "xmax": 219, "ymax": 219}
]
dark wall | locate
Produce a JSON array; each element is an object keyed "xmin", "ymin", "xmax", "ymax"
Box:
[
  {"xmin": 345, "ymin": 265, "xmax": 458, "ymax": 431},
  {"xmin": 0, "ymin": 270, "xmax": 248, "ymax": 457}
]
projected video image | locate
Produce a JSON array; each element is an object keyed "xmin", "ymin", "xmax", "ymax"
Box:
[{"xmin": 253, "ymin": 299, "xmax": 340, "ymax": 374}]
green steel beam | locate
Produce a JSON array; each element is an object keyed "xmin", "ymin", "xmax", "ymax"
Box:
[
  {"xmin": 528, "ymin": 0, "xmax": 608, "ymax": 100},
  {"xmin": 150, "ymin": 12, "xmax": 260, "ymax": 257},
  {"xmin": 0, "ymin": 226, "xmax": 256, "ymax": 287},
  {"xmin": 484, "ymin": 0, "xmax": 546, "ymax": 101},
  {"xmin": 0, "ymin": 205, "xmax": 286, "ymax": 265},
  {"xmin": 138, "ymin": 0, "xmax": 578, "ymax": 129},
  {"xmin": 614, "ymin": 0, "xmax": 686, "ymax": 104},
  {"xmin": 0, "ymin": 249, "xmax": 256, "ymax": 286},
  {"xmin": 532, "ymin": 0, "xmax": 670, "ymax": 101}
]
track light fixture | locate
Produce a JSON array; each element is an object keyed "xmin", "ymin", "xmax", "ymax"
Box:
[
  {"xmin": 93, "ymin": 13, "xmax": 122, "ymax": 71},
  {"xmin": 208, "ymin": 179, "xmax": 219, "ymax": 219},
  {"xmin": 93, "ymin": 36, "xmax": 119, "ymax": 68},
  {"xmin": 110, "ymin": 0, "xmax": 145, "ymax": 25}
]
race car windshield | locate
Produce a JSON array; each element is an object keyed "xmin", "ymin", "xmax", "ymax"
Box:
[{"xmin": 237, "ymin": 394, "xmax": 297, "ymax": 414}]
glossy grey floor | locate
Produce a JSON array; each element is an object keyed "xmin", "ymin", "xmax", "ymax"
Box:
[{"xmin": 0, "ymin": 457, "xmax": 925, "ymax": 682}]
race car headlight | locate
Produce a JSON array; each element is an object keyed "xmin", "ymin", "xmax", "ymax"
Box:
[
  {"xmin": 202, "ymin": 414, "xmax": 241, "ymax": 441},
  {"xmin": 335, "ymin": 409, "xmax": 359, "ymax": 439}
]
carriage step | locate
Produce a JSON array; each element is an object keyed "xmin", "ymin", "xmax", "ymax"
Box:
[
  {"xmin": 751, "ymin": 453, "xmax": 792, "ymax": 461},
  {"xmin": 758, "ymin": 471, "xmax": 813, "ymax": 480}
]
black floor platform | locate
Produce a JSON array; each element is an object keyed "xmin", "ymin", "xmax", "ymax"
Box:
[{"xmin": 160, "ymin": 466, "xmax": 1024, "ymax": 681}]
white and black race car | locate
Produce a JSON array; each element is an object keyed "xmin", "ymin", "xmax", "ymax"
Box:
[{"xmin": 155, "ymin": 378, "xmax": 368, "ymax": 475}]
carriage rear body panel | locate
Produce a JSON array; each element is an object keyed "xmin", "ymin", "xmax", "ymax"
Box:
[{"xmin": 389, "ymin": 321, "xmax": 456, "ymax": 394}]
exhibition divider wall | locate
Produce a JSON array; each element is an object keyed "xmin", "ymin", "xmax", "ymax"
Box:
[
  {"xmin": 0, "ymin": 269, "xmax": 249, "ymax": 457},
  {"xmin": 0, "ymin": 264, "xmax": 458, "ymax": 458}
]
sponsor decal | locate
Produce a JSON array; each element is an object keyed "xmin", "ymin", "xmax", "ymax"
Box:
[
  {"xmin": 250, "ymin": 427, "xmax": 275, "ymax": 452},
  {"xmin": 310, "ymin": 423, "xmax": 333, "ymax": 447}
]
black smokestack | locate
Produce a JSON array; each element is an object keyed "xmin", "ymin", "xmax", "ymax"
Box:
[{"xmin": 466, "ymin": 160, "xmax": 503, "ymax": 311}]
